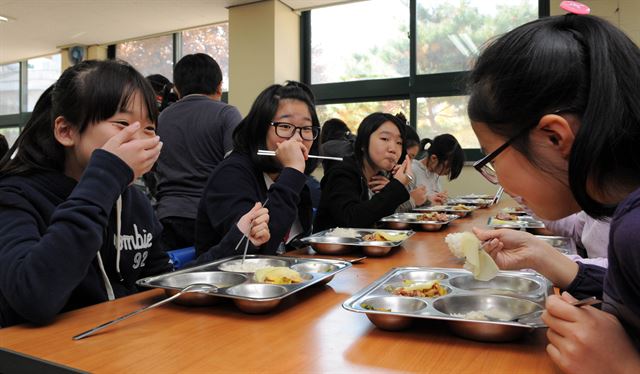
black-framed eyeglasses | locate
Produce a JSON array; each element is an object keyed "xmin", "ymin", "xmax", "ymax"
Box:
[
  {"xmin": 270, "ymin": 122, "xmax": 319, "ymax": 141},
  {"xmin": 473, "ymin": 109, "xmax": 574, "ymax": 185}
]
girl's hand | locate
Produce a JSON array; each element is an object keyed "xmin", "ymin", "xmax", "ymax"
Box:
[
  {"xmin": 368, "ymin": 175, "xmax": 390, "ymax": 193},
  {"xmin": 410, "ymin": 185, "xmax": 428, "ymax": 206},
  {"xmin": 543, "ymin": 292, "xmax": 640, "ymax": 374},
  {"xmin": 392, "ymin": 157, "xmax": 412, "ymax": 186},
  {"xmin": 102, "ymin": 122, "xmax": 162, "ymax": 180},
  {"xmin": 429, "ymin": 192, "xmax": 448, "ymax": 205},
  {"xmin": 472, "ymin": 227, "xmax": 543, "ymax": 270},
  {"xmin": 237, "ymin": 203, "xmax": 270, "ymax": 247},
  {"xmin": 275, "ymin": 139, "xmax": 308, "ymax": 173}
]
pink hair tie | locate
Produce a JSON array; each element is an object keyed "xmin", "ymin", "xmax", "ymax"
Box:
[{"xmin": 560, "ymin": 1, "xmax": 591, "ymax": 15}]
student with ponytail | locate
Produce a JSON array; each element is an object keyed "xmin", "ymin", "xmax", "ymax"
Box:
[
  {"xmin": 411, "ymin": 134, "xmax": 464, "ymax": 206},
  {"xmin": 468, "ymin": 13, "xmax": 640, "ymax": 373},
  {"xmin": 0, "ymin": 60, "xmax": 270, "ymax": 327}
]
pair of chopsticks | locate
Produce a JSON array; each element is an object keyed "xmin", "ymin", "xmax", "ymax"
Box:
[
  {"xmin": 234, "ymin": 198, "xmax": 269, "ymax": 263},
  {"xmin": 257, "ymin": 149, "xmax": 343, "ymax": 161}
]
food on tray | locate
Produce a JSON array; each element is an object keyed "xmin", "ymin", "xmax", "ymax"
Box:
[
  {"xmin": 362, "ymin": 231, "xmax": 408, "ymax": 242},
  {"xmin": 385, "ymin": 279, "xmax": 447, "ymax": 297},
  {"xmin": 491, "ymin": 218, "xmax": 525, "ymax": 226},
  {"xmin": 495, "ymin": 212, "xmax": 518, "ymax": 221},
  {"xmin": 330, "ymin": 227, "xmax": 360, "ymax": 238},
  {"xmin": 255, "ymin": 267, "xmax": 304, "ymax": 284},
  {"xmin": 450, "ymin": 309, "xmax": 512, "ymax": 321},
  {"xmin": 361, "ymin": 303, "xmax": 392, "ymax": 312},
  {"xmin": 223, "ymin": 262, "xmax": 268, "ymax": 273},
  {"xmin": 451, "ymin": 204, "xmax": 473, "ymax": 211},
  {"xmin": 416, "ymin": 212, "xmax": 449, "ymax": 222},
  {"xmin": 445, "ymin": 232, "xmax": 499, "ymax": 281}
]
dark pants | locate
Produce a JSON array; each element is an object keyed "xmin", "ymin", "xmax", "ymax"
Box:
[{"xmin": 160, "ymin": 217, "xmax": 196, "ymax": 251}]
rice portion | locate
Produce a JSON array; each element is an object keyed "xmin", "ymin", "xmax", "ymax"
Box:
[{"xmin": 330, "ymin": 227, "xmax": 360, "ymax": 238}]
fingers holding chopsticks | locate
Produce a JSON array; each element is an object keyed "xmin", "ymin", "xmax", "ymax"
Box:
[{"xmin": 236, "ymin": 202, "xmax": 271, "ymax": 248}]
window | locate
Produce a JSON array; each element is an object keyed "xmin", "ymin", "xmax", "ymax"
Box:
[
  {"xmin": 417, "ymin": 95, "xmax": 478, "ymax": 148},
  {"xmin": 0, "ymin": 127, "xmax": 20, "ymax": 148},
  {"xmin": 182, "ymin": 24, "xmax": 230, "ymax": 91},
  {"xmin": 311, "ymin": 0, "xmax": 409, "ymax": 84},
  {"xmin": 317, "ymin": 100, "xmax": 410, "ymax": 134},
  {"xmin": 27, "ymin": 54, "xmax": 62, "ymax": 112},
  {"xmin": 116, "ymin": 35, "xmax": 174, "ymax": 78},
  {"xmin": 0, "ymin": 63, "xmax": 20, "ymax": 115},
  {"xmin": 416, "ymin": 0, "xmax": 538, "ymax": 74},
  {"xmin": 304, "ymin": 0, "xmax": 544, "ymax": 157}
]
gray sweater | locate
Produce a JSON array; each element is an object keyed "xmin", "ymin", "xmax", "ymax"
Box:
[{"xmin": 155, "ymin": 95, "xmax": 242, "ymax": 220}]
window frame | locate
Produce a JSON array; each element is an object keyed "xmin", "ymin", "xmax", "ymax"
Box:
[
  {"xmin": 301, "ymin": 0, "xmax": 550, "ymax": 160},
  {"xmin": 109, "ymin": 22, "xmax": 230, "ymax": 102}
]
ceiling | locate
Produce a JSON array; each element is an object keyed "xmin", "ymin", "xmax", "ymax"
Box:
[{"xmin": 0, "ymin": 0, "xmax": 354, "ymax": 64}]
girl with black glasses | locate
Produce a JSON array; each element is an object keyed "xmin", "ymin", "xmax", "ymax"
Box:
[{"xmin": 195, "ymin": 82, "xmax": 319, "ymax": 260}]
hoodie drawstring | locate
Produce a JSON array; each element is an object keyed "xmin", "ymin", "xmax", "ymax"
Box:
[
  {"xmin": 96, "ymin": 195, "xmax": 123, "ymax": 301},
  {"xmin": 115, "ymin": 196, "xmax": 123, "ymax": 281},
  {"xmin": 96, "ymin": 251, "xmax": 115, "ymax": 301}
]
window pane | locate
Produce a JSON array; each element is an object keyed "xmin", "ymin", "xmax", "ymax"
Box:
[
  {"xmin": 116, "ymin": 35, "xmax": 173, "ymax": 79},
  {"xmin": 0, "ymin": 126, "xmax": 20, "ymax": 148},
  {"xmin": 27, "ymin": 54, "xmax": 61, "ymax": 112},
  {"xmin": 316, "ymin": 100, "xmax": 410, "ymax": 134},
  {"xmin": 416, "ymin": 95, "xmax": 478, "ymax": 148},
  {"xmin": 311, "ymin": 0, "xmax": 409, "ymax": 84},
  {"xmin": 416, "ymin": 0, "xmax": 538, "ymax": 74},
  {"xmin": 0, "ymin": 63, "xmax": 20, "ymax": 115},
  {"xmin": 182, "ymin": 23, "xmax": 229, "ymax": 91}
]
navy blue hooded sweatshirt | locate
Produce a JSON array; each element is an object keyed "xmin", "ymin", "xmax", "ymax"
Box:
[{"xmin": 0, "ymin": 150, "xmax": 172, "ymax": 327}]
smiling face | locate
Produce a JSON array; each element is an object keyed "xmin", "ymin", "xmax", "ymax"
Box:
[
  {"xmin": 366, "ymin": 121, "xmax": 403, "ymax": 172},
  {"xmin": 265, "ymin": 99, "xmax": 314, "ymax": 153},
  {"xmin": 61, "ymin": 91, "xmax": 156, "ymax": 179},
  {"xmin": 471, "ymin": 121, "xmax": 580, "ymax": 220}
]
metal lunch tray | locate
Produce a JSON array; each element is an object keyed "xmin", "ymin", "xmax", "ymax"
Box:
[
  {"xmin": 500, "ymin": 207, "xmax": 529, "ymax": 215},
  {"xmin": 136, "ymin": 255, "xmax": 351, "ymax": 313},
  {"xmin": 379, "ymin": 212, "xmax": 459, "ymax": 231},
  {"xmin": 447, "ymin": 198, "xmax": 493, "ymax": 208},
  {"xmin": 454, "ymin": 194, "xmax": 495, "ymax": 200},
  {"xmin": 300, "ymin": 228, "xmax": 415, "ymax": 256},
  {"xmin": 342, "ymin": 267, "xmax": 552, "ymax": 339},
  {"xmin": 535, "ymin": 235, "xmax": 575, "ymax": 255},
  {"xmin": 487, "ymin": 215, "xmax": 545, "ymax": 229},
  {"xmin": 413, "ymin": 204, "xmax": 478, "ymax": 217}
]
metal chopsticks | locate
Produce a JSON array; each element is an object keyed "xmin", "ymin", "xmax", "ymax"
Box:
[{"xmin": 257, "ymin": 149, "xmax": 343, "ymax": 161}]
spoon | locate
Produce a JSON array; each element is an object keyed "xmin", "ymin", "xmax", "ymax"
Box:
[
  {"xmin": 72, "ymin": 283, "xmax": 218, "ymax": 340},
  {"xmin": 485, "ymin": 296, "xmax": 602, "ymax": 324}
]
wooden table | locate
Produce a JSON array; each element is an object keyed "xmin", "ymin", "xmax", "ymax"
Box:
[{"xmin": 0, "ymin": 202, "xmax": 560, "ymax": 373}]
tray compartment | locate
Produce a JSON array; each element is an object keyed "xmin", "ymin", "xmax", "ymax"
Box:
[{"xmin": 360, "ymin": 296, "xmax": 428, "ymax": 330}]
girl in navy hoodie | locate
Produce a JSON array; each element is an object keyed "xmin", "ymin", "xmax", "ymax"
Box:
[{"xmin": 0, "ymin": 60, "xmax": 270, "ymax": 327}]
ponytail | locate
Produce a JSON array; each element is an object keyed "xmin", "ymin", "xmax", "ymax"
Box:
[{"xmin": 0, "ymin": 85, "xmax": 62, "ymax": 176}]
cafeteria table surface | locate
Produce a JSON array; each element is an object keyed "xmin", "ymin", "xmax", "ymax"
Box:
[{"xmin": 0, "ymin": 201, "xmax": 561, "ymax": 373}]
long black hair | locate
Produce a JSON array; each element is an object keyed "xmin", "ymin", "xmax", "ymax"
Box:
[
  {"xmin": 0, "ymin": 59, "xmax": 157, "ymax": 176},
  {"xmin": 353, "ymin": 112, "xmax": 407, "ymax": 171},
  {"xmin": 468, "ymin": 15, "xmax": 640, "ymax": 217},
  {"xmin": 232, "ymin": 81, "xmax": 320, "ymax": 174},
  {"xmin": 418, "ymin": 134, "xmax": 464, "ymax": 180}
]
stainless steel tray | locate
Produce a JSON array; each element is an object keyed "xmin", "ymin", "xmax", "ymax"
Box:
[
  {"xmin": 300, "ymin": 228, "xmax": 415, "ymax": 256},
  {"xmin": 413, "ymin": 204, "xmax": 478, "ymax": 218},
  {"xmin": 379, "ymin": 212, "xmax": 458, "ymax": 231},
  {"xmin": 137, "ymin": 255, "xmax": 351, "ymax": 313},
  {"xmin": 500, "ymin": 207, "xmax": 529, "ymax": 215},
  {"xmin": 455, "ymin": 194, "xmax": 494, "ymax": 200},
  {"xmin": 447, "ymin": 198, "xmax": 493, "ymax": 208},
  {"xmin": 342, "ymin": 267, "xmax": 552, "ymax": 342},
  {"xmin": 536, "ymin": 235, "xmax": 575, "ymax": 254},
  {"xmin": 487, "ymin": 216, "xmax": 545, "ymax": 229}
]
